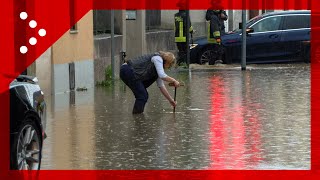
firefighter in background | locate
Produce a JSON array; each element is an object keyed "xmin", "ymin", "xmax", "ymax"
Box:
[
  {"xmin": 174, "ymin": 1, "xmax": 194, "ymax": 65},
  {"xmin": 206, "ymin": 9, "xmax": 223, "ymax": 65},
  {"xmin": 220, "ymin": 10, "xmax": 228, "ymax": 35}
]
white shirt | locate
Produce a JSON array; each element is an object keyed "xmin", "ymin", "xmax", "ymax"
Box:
[{"xmin": 151, "ymin": 55, "xmax": 167, "ymax": 87}]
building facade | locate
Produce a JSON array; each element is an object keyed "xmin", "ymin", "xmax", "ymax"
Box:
[{"xmin": 29, "ymin": 7, "xmax": 306, "ymax": 95}]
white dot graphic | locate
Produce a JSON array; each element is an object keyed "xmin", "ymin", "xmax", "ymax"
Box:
[
  {"xmin": 20, "ymin": 12, "xmax": 28, "ymax": 20},
  {"xmin": 20, "ymin": 46, "xmax": 28, "ymax": 54},
  {"xmin": 39, "ymin": 29, "xmax": 46, "ymax": 37},
  {"xmin": 29, "ymin": 20, "xmax": 37, "ymax": 28},
  {"xmin": 29, "ymin": 37, "xmax": 37, "ymax": 45}
]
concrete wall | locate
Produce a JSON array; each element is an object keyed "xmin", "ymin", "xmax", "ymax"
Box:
[
  {"xmin": 94, "ymin": 35, "xmax": 123, "ymax": 82},
  {"xmin": 145, "ymin": 30, "xmax": 176, "ymax": 54},
  {"xmin": 126, "ymin": 10, "xmax": 146, "ymax": 59},
  {"xmin": 159, "ymin": 10, "xmax": 175, "ymax": 29},
  {"xmin": 53, "ymin": 60, "xmax": 94, "ymax": 94},
  {"xmin": 232, "ymin": 10, "xmax": 245, "ymax": 31}
]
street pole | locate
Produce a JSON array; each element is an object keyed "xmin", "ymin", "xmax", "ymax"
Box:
[
  {"xmin": 186, "ymin": 9, "xmax": 190, "ymax": 68},
  {"xmin": 241, "ymin": 9, "xmax": 247, "ymax": 71},
  {"xmin": 111, "ymin": 10, "xmax": 115, "ymax": 81}
]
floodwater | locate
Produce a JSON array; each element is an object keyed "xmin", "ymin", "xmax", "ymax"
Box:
[{"xmin": 41, "ymin": 63, "xmax": 310, "ymax": 170}]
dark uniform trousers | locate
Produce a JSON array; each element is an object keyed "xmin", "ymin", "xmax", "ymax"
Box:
[{"xmin": 176, "ymin": 42, "xmax": 187, "ymax": 65}]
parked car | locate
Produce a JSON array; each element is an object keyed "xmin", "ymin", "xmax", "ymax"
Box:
[
  {"xmin": 10, "ymin": 75, "xmax": 47, "ymax": 170},
  {"xmin": 190, "ymin": 10, "xmax": 311, "ymax": 64}
]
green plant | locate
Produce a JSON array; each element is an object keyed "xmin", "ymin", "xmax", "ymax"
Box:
[
  {"xmin": 178, "ymin": 62, "xmax": 188, "ymax": 69},
  {"xmin": 96, "ymin": 65, "xmax": 113, "ymax": 86}
]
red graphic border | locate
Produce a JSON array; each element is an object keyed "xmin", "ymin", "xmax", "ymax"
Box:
[{"xmin": 0, "ymin": 0, "xmax": 319, "ymax": 179}]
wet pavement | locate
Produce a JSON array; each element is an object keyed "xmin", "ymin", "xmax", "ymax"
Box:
[{"xmin": 41, "ymin": 63, "xmax": 310, "ymax": 170}]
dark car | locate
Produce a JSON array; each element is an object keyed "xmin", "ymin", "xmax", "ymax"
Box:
[
  {"xmin": 190, "ymin": 10, "xmax": 311, "ymax": 64},
  {"xmin": 10, "ymin": 75, "xmax": 47, "ymax": 170}
]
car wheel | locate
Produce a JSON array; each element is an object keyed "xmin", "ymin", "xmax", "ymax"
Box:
[
  {"xmin": 11, "ymin": 120, "xmax": 42, "ymax": 170},
  {"xmin": 198, "ymin": 47, "xmax": 215, "ymax": 65}
]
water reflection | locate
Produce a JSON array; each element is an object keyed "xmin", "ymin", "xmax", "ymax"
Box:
[
  {"xmin": 42, "ymin": 90, "xmax": 96, "ymax": 169},
  {"xmin": 208, "ymin": 71, "xmax": 262, "ymax": 169},
  {"xmin": 41, "ymin": 64, "xmax": 310, "ymax": 170}
]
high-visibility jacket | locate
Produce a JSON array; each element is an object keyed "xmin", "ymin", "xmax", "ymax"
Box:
[
  {"xmin": 207, "ymin": 14, "xmax": 221, "ymax": 44},
  {"xmin": 174, "ymin": 10, "xmax": 193, "ymax": 43}
]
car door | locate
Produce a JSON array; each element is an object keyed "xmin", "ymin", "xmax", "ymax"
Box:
[
  {"xmin": 280, "ymin": 14, "xmax": 310, "ymax": 62},
  {"xmin": 246, "ymin": 15, "xmax": 284, "ymax": 63}
]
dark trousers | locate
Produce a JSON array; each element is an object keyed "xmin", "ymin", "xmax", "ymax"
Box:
[
  {"xmin": 209, "ymin": 44, "xmax": 224, "ymax": 65},
  {"xmin": 176, "ymin": 42, "xmax": 187, "ymax": 65},
  {"xmin": 120, "ymin": 64, "xmax": 149, "ymax": 114}
]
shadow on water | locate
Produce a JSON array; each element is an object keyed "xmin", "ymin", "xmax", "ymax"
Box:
[{"xmin": 41, "ymin": 64, "xmax": 310, "ymax": 170}]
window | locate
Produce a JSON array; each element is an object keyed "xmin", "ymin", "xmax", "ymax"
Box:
[
  {"xmin": 146, "ymin": 10, "xmax": 161, "ymax": 31},
  {"xmin": 251, "ymin": 16, "xmax": 282, "ymax": 33},
  {"xmin": 283, "ymin": 15, "xmax": 310, "ymax": 30},
  {"xmin": 126, "ymin": 10, "xmax": 137, "ymax": 20},
  {"xmin": 93, "ymin": 10, "xmax": 111, "ymax": 35}
]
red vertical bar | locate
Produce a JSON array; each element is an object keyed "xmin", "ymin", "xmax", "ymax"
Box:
[
  {"xmin": 0, "ymin": 0, "xmax": 14, "ymax": 84},
  {"xmin": 0, "ymin": 1, "xmax": 13, "ymax": 174},
  {"xmin": 311, "ymin": 0, "xmax": 320, "ymax": 170},
  {"xmin": 0, "ymin": 91, "xmax": 10, "ymax": 173},
  {"xmin": 0, "ymin": 0, "xmax": 16, "ymax": 173}
]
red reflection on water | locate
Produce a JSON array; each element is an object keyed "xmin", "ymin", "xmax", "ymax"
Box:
[{"xmin": 208, "ymin": 73, "xmax": 262, "ymax": 169}]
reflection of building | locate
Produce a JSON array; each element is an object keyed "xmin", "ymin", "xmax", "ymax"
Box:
[{"xmin": 42, "ymin": 90, "xmax": 96, "ymax": 169}]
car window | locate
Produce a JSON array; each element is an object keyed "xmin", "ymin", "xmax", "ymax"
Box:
[
  {"xmin": 251, "ymin": 16, "xmax": 282, "ymax": 32},
  {"xmin": 283, "ymin": 15, "xmax": 310, "ymax": 30},
  {"xmin": 232, "ymin": 16, "xmax": 262, "ymax": 33}
]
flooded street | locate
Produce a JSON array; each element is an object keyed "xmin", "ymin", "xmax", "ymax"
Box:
[{"xmin": 41, "ymin": 64, "xmax": 310, "ymax": 170}]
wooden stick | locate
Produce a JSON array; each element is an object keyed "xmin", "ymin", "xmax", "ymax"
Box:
[
  {"xmin": 173, "ymin": 87, "xmax": 177, "ymax": 113},
  {"xmin": 169, "ymin": 82, "xmax": 184, "ymax": 113}
]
